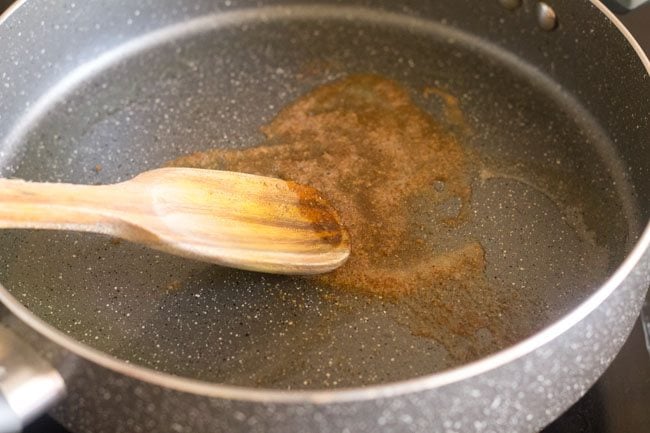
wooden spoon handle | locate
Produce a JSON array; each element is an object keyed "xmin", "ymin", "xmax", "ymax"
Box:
[{"xmin": 0, "ymin": 179, "xmax": 128, "ymax": 233}]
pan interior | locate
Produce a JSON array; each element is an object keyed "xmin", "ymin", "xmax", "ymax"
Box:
[{"xmin": 0, "ymin": 8, "xmax": 638, "ymax": 389}]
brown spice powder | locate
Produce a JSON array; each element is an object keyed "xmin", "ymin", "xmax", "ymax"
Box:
[{"xmin": 169, "ymin": 74, "xmax": 513, "ymax": 359}]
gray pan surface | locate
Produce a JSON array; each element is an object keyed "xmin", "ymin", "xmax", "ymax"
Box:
[{"xmin": 0, "ymin": 2, "xmax": 643, "ymax": 392}]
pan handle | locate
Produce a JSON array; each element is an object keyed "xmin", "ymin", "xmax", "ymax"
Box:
[{"xmin": 0, "ymin": 325, "xmax": 65, "ymax": 433}]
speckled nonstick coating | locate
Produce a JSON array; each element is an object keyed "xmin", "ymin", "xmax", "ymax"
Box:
[{"xmin": 0, "ymin": 1, "xmax": 648, "ymax": 432}]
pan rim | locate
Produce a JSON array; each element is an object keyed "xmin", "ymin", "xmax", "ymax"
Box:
[{"xmin": 0, "ymin": 0, "xmax": 648, "ymax": 405}]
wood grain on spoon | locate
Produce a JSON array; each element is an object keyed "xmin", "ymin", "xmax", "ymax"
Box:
[{"xmin": 0, "ymin": 168, "xmax": 350, "ymax": 274}]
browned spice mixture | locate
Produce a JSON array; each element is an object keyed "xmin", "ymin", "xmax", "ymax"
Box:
[{"xmin": 169, "ymin": 74, "xmax": 514, "ymax": 358}]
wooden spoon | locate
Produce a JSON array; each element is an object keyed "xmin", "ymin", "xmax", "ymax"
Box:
[{"xmin": 0, "ymin": 168, "xmax": 350, "ymax": 275}]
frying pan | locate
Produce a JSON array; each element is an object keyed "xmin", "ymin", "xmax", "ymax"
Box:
[{"xmin": 0, "ymin": 0, "xmax": 649, "ymax": 432}]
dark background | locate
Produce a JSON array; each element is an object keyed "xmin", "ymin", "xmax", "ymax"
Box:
[{"xmin": 1, "ymin": 0, "xmax": 649, "ymax": 432}]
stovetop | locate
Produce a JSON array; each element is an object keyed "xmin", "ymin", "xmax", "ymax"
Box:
[{"xmin": 2, "ymin": 1, "xmax": 648, "ymax": 432}]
